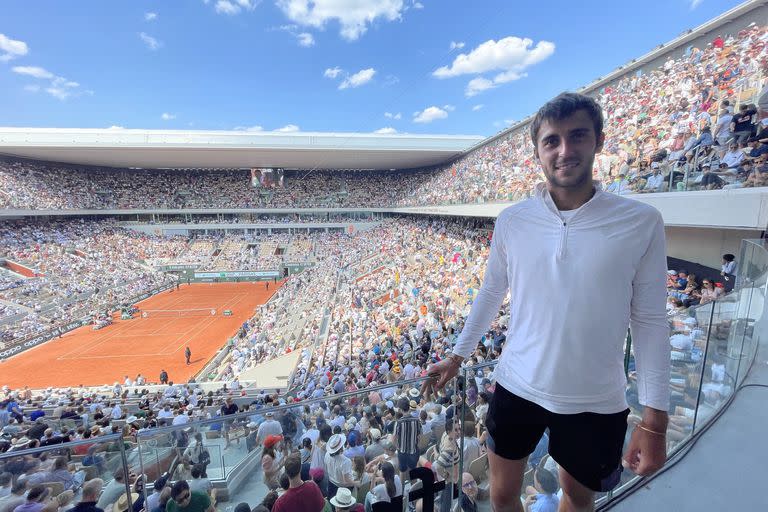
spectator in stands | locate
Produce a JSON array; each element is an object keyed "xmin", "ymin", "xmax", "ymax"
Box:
[
  {"xmin": 272, "ymin": 452, "xmax": 324, "ymax": 512},
  {"xmin": 145, "ymin": 477, "xmax": 168, "ymax": 512},
  {"xmin": 97, "ymin": 470, "xmax": 132, "ymax": 511},
  {"xmin": 166, "ymin": 480, "xmax": 214, "ymax": 512},
  {"xmin": 722, "ymin": 142, "xmax": 746, "ymax": 169},
  {"xmin": 325, "ymin": 434, "xmax": 356, "ymax": 497},
  {"xmin": 0, "ymin": 481, "xmax": 28, "ymax": 512},
  {"xmin": 261, "ymin": 435, "xmax": 287, "ymax": 491},
  {"xmin": 328, "ymin": 488, "xmax": 360, "ymax": 512},
  {"xmin": 187, "ymin": 466, "xmax": 211, "ymax": 495},
  {"xmin": 523, "ymin": 467, "xmax": 560, "ymax": 512},
  {"xmin": 391, "ymin": 399, "xmax": 420, "ymax": 482},
  {"xmin": 721, "ymin": 253, "xmax": 737, "ymax": 278},
  {"xmin": 730, "ymin": 104, "xmax": 758, "ymax": 145},
  {"xmin": 459, "ymin": 472, "xmax": 479, "ymax": 512},
  {"xmin": 12, "ymin": 486, "xmax": 59, "ymax": 512},
  {"xmin": 256, "ymin": 411, "xmax": 283, "ymax": 446},
  {"xmin": 69, "ymin": 479, "xmax": 104, "ymax": 512}
]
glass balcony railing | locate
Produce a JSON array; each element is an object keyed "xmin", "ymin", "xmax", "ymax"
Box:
[{"xmin": 1, "ymin": 239, "xmax": 764, "ymax": 512}]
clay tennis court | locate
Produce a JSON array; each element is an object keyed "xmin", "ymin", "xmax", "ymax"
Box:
[{"xmin": 1, "ymin": 282, "xmax": 280, "ymax": 388}]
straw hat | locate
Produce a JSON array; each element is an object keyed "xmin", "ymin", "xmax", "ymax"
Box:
[
  {"xmin": 113, "ymin": 493, "xmax": 140, "ymax": 512},
  {"xmin": 327, "ymin": 433, "xmax": 345, "ymax": 455},
  {"xmin": 330, "ymin": 488, "xmax": 356, "ymax": 508}
]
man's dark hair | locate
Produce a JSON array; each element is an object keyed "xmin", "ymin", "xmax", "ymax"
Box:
[
  {"xmin": 279, "ymin": 472, "xmax": 290, "ymax": 490},
  {"xmin": 171, "ymin": 480, "xmax": 190, "ymax": 499},
  {"xmin": 190, "ymin": 466, "xmax": 201, "ymax": 479},
  {"xmin": 535, "ymin": 467, "xmax": 559, "ymax": 494},
  {"xmin": 723, "ymin": 253, "xmax": 735, "ymax": 262},
  {"xmin": 284, "ymin": 452, "xmax": 302, "ymax": 478},
  {"xmin": 529, "ymin": 92, "xmax": 604, "ymax": 145},
  {"xmin": 233, "ymin": 503, "xmax": 250, "ymax": 512}
]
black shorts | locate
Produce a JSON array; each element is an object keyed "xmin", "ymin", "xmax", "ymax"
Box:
[{"xmin": 486, "ymin": 384, "xmax": 629, "ymax": 493}]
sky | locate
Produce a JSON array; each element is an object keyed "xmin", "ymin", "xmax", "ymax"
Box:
[{"xmin": 0, "ymin": 0, "xmax": 746, "ymax": 137}]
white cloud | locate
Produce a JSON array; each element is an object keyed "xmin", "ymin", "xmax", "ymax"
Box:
[
  {"xmin": 443, "ymin": 104, "xmax": 455, "ymax": 112},
  {"xmin": 139, "ymin": 32, "xmax": 162, "ymax": 50},
  {"xmin": 465, "ymin": 76, "xmax": 495, "ymax": 97},
  {"xmin": 107, "ymin": 125, "xmax": 125, "ymax": 130},
  {"xmin": 413, "ymin": 106, "xmax": 448, "ymax": 124},
  {"xmin": 472, "ymin": 104, "xmax": 484, "ymax": 111},
  {"xmin": 384, "ymin": 112, "xmax": 402, "ymax": 120},
  {"xmin": 161, "ymin": 112, "xmax": 176, "ymax": 120},
  {"xmin": 434, "ymin": 36, "xmax": 554, "ymax": 78},
  {"xmin": 434, "ymin": 36, "xmax": 555, "ymax": 96},
  {"xmin": 145, "ymin": 12, "xmax": 158, "ymax": 21},
  {"xmin": 234, "ymin": 125, "xmax": 264, "ymax": 131},
  {"xmin": 276, "ymin": 24, "xmax": 315, "ymax": 47},
  {"xmin": 12, "ymin": 66, "xmax": 54, "ymax": 79},
  {"xmin": 14, "ymin": 67, "xmax": 84, "ymax": 100},
  {"xmin": 324, "ymin": 66, "xmax": 342, "ymax": 79},
  {"xmin": 339, "ymin": 67, "xmax": 376, "ymax": 89},
  {"xmin": 412, "ymin": 1, "xmax": 424, "ymax": 9},
  {"xmin": 275, "ymin": 0, "xmax": 406, "ymax": 41},
  {"xmin": 275, "ymin": 124, "xmax": 300, "ymax": 132},
  {"xmin": 449, "ymin": 41, "xmax": 464, "ymax": 51},
  {"xmin": 297, "ymin": 32, "xmax": 315, "ymax": 47},
  {"xmin": 374, "ymin": 127, "xmax": 398, "ymax": 134},
  {"xmin": 689, "ymin": 0, "xmax": 703, "ymax": 8},
  {"xmin": 215, "ymin": 0, "xmax": 259, "ymax": 15},
  {"xmin": 0, "ymin": 33, "xmax": 29, "ymax": 62}
]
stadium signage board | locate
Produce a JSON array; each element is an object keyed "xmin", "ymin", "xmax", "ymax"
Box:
[
  {"xmin": 193, "ymin": 271, "xmax": 280, "ymax": 278},
  {"xmin": 161, "ymin": 264, "xmax": 199, "ymax": 271}
]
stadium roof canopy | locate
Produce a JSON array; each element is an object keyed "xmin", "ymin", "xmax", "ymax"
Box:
[{"xmin": 0, "ymin": 127, "xmax": 485, "ymax": 171}]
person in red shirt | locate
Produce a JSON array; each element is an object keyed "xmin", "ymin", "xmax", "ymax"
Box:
[{"xmin": 272, "ymin": 453, "xmax": 324, "ymax": 512}]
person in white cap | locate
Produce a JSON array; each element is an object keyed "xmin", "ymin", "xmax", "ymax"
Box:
[
  {"xmin": 256, "ymin": 411, "xmax": 283, "ymax": 447},
  {"xmin": 324, "ymin": 434, "xmax": 356, "ymax": 498}
]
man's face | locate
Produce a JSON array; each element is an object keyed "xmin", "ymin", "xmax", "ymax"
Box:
[{"xmin": 534, "ymin": 110, "xmax": 604, "ymax": 190}]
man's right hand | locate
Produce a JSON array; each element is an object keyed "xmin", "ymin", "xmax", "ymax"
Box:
[{"xmin": 421, "ymin": 356, "xmax": 462, "ymax": 396}]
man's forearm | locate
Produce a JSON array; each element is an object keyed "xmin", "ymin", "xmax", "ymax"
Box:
[{"xmin": 641, "ymin": 407, "xmax": 669, "ymax": 431}]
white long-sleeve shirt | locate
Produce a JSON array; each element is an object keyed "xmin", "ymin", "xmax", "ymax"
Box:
[{"xmin": 453, "ymin": 183, "xmax": 670, "ymax": 414}]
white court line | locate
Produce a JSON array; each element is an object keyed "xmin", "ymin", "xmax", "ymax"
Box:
[{"xmin": 56, "ymin": 289, "xmax": 255, "ymax": 360}]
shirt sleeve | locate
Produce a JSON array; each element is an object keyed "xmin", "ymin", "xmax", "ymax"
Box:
[
  {"xmin": 452, "ymin": 214, "xmax": 510, "ymax": 359},
  {"xmin": 630, "ymin": 211, "xmax": 671, "ymax": 412}
]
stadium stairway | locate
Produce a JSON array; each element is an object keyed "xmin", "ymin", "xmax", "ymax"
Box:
[{"xmin": 604, "ymin": 301, "xmax": 768, "ymax": 511}]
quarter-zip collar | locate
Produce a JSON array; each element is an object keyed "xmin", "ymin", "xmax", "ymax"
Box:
[{"xmin": 534, "ymin": 182, "xmax": 604, "ymax": 260}]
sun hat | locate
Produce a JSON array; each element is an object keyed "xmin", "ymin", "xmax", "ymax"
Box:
[
  {"xmin": 11, "ymin": 437, "xmax": 30, "ymax": 448},
  {"xmin": 263, "ymin": 434, "xmax": 283, "ymax": 449},
  {"xmin": 327, "ymin": 433, "xmax": 345, "ymax": 455},
  {"xmin": 330, "ymin": 488, "xmax": 356, "ymax": 508},
  {"xmin": 368, "ymin": 428, "xmax": 382, "ymax": 440},
  {"xmin": 113, "ymin": 493, "xmax": 139, "ymax": 512},
  {"xmin": 408, "ymin": 388, "xmax": 420, "ymax": 398}
]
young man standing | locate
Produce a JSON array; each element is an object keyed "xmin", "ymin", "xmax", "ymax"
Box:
[
  {"xmin": 185, "ymin": 347, "xmax": 192, "ymax": 365},
  {"xmin": 427, "ymin": 92, "xmax": 670, "ymax": 512},
  {"xmin": 272, "ymin": 453, "xmax": 325, "ymax": 512}
]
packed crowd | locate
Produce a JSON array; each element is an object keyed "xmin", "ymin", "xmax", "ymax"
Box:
[
  {"xmin": 2, "ymin": 26, "xmax": 768, "ymax": 213},
  {"xmin": 0, "ymin": 220, "xmax": 178, "ymax": 344},
  {"xmin": 0, "ymin": 210, "xmax": 744, "ymax": 512}
]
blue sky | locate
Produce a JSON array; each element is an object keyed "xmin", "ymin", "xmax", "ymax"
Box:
[{"xmin": 0, "ymin": 0, "xmax": 744, "ymax": 136}]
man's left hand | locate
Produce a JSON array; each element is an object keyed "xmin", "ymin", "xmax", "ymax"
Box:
[{"xmin": 622, "ymin": 425, "xmax": 667, "ymax": 476}]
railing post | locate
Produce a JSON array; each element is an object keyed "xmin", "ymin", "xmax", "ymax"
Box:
[
  {"xmin": 623, "ymin": 330, "xmax": 632, "ymax": 377},
  {"xmin": 691, "ymin": 303, "xmax": 716, "ymax": 434}
]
